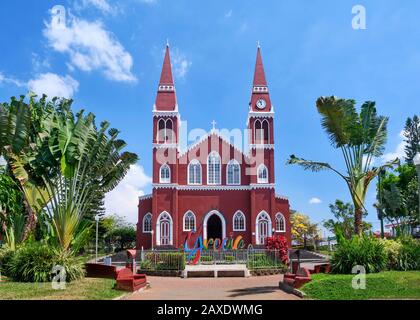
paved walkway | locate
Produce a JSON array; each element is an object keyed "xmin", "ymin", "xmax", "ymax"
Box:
[{"xmin": 124, "ymin": 275, "xmax": 300, "ymax": 300}]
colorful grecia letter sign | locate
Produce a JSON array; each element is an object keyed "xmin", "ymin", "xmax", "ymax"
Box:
[{"xmin": 184, "ymin": 231, "xmax": 245, "ymax": 265}]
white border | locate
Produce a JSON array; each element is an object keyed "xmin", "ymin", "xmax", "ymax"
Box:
[
  {"xmin": 255, "ymin": 211, "xmax": 272, "ymax": 245},
  {"xmin": 156, "ymin": 211, "xmax": 173, "ymax": 246},
  {"xmin": 203, "ymin": 210, "xmax": 226, "ymax": 241},
  {"xmin": 233, "ymin": 210, "xmax": 246, "ymax": 231}
]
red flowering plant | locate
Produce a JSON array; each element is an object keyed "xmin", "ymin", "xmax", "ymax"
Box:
[{"xmin": 265, "ymin": 235, "xmax": 289, "ymax": 264}]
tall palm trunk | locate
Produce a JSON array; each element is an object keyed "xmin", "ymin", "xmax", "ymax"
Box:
[
  {"xmin": 354, "ymin": 205, "xmax": 364, "ymax": 236},
  {"xmin": 21, "ymin": 199, "xmax": 37, "ymax": 242}
]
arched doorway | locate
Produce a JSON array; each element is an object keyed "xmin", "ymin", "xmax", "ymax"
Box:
[
  {"xmin": 207, "ymin": 214, "xmax": 223, "ymax": 240},
  {"xmin": 203, "ymin": 210, "xmax": 226, "ymax": 241}
]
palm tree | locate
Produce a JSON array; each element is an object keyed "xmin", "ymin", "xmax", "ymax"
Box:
[
  {"xmin": 0, "ymin": 95, "xmax": 51, "ymax": 241},
  {"xmin": 37, "ymin": 104, "xmax": 138, "ymax": 251},
  {"xmin": 1, "ymin": 95, "xmax": 138, "ymax": 250},
  {"xmin": 287, "ymin": 96, "xmax": 399, "ymax": 235}
]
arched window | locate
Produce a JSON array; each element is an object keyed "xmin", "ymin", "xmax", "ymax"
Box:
[
  {"xmin": 227, "ymin": 159, "xmax": 240, "ymax": 185},
  {"xmin": 188, "ymin": 159, "xmax": 202, "ymax": 185},
  {"xmin": 257, "ymin": 164, "xmax": 268, "ymax": 183},
  {"xmin": 233, "ymin": 211, "xmax": 246, "ymax": 231},
  {"xmin": 183, "ymin": 211, "xmax": 196, "ymax": 231},
  {"xmin": 275, "ymin": 213, "xmax": 286, "ymax": 232},
  {"xmin": 207, "ymin": 152, "xmax": 221, "ymax": 185},
  {"xmin": 160, "ymin": 164, "xmax": 171, "ymax": 183},
  {"xmin": 262, "ymin": 119, "xmax": 269, "ymax": 143},
  {"xmin": 157, "ymin": 211, "xmax": 173, "ymax": 246},
  {"xmin": 156, "ymin": 118, "xmax": 175, "ymax": 144},
  {"xmin": 254, "ymin": 119, "xmax": 262, "ymax": 144},
  {"xmin": 256, "ymin": 211, "xmax": 272, "ymax": 245},
  {"xmin": 157, "ymin": 118, "xmax": 165, "ymax": 143},
  {"xmin": 165, "ymin": 118, "xmax": 173, "ymax": 143},
  {"xmin": 143, "ymin": 213, "xmax": 152, "ymax": 233}
]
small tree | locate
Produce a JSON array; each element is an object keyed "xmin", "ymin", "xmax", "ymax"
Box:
[
  {"xmin": 288, "ymin": 97, "xmax": 398, "ymax": 235},
  {"xmin": 323, "ymin": 200, "xmax": 372, "ymax": 239},
  {"xmin": 403, "ymin": 115, "xmax": 420, "ymax": 164},
  {"xmin": 291, "ymin": 212, "xmax": 320, "ymax": 250}
]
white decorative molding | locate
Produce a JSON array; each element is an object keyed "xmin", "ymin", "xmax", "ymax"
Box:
[
  {"xmin": 253, "ymin": 86, "xmax": 269, "ymax": 93},
  {"xmin": 248, "ymin": 111, "xmax": 274, "ymax": 118},
  {"xmin": 139, "ymin": 194, "xmax": 153, "ymax": 201},
  {"xmin": 152, "ymin": 111, "xmax": 180, "ymax": 118},
  {"xmin": 158, "ymin": 84, "xmax": 175, "ymax": 92},
  {"xmin": 152, "ymin": 183, "xmax": 275, "ymax": 191},
  {"xmin": 178, "ymin": 130, "xmax": 249, "ymax": 161},
  {"xmin": 275, "ymin": 194, "xmax": 289, "ymax": 201},
  {"xmin": 249, "ymin": 144, "xmax": 275, "ymax": 150},
  {"xmin": 153, "ymin": 143, "xmax": 179, "ymax": 149}
]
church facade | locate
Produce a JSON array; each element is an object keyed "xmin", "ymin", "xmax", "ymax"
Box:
[{"xmin": 136, "ymin": 45, "xmax": 291, "ymax": 249}]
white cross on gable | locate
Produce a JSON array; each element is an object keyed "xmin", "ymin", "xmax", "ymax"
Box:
[{"xmin": 211, "ymin": 120, "xmax": 217, "ymax": 131}]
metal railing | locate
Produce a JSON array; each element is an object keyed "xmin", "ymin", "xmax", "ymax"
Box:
[{"xmin": 133, "ymin": 248, "xmax": 287, "ymax": 271}]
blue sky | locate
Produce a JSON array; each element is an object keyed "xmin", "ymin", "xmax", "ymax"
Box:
[{"xmin": 0, "ymin": 0, "xmax": 418, "ymax": 232}]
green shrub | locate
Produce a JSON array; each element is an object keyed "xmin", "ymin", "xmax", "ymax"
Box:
[
  {"xmin": 225, "ymin": 255, "xmax": 235, "ymax": 262},
  {"xmin": 7, "ymin": 242, "xmax": 84, "ymax": 282},
  {"xmin": 200, "ymin": 255, "xmax": 214, "ymax": 263},
  {"xmin": 0, "ymin": 246, "xmax": 14, "ymax": 276},
  {"xmin": 247, "ymin": 253, "xmax": 285, "ymax": 270},
  {"xmin": 144, "ymin": 252, "xmax": 185, "ymax": 270},
  {"xmin": 379, "ymin": 239, "xmax": 402, "ymax": 270},
  {"xmin": 140, "ymin": 259, "xmax": 152, "ymax": 270},
  {"xmin": 396, "ymin": 237, "xmax": 420, "ymax": 271},
  {"xmin": 331, "ymin": 236, "xmax": 387, "ymax": 274}
]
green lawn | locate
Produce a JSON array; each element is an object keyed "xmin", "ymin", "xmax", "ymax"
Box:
[
  {"xmin": 0, "ymin": 277, "xmax": 125, "ymax": 300},
  {"xmin": 301, "ymin": 271, "xmax": 420, "ymax": 300}
]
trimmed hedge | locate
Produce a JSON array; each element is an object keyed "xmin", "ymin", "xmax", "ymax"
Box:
[{"xmin": 143, "ymin": 252, "xmax": 185, "ymax": 271}]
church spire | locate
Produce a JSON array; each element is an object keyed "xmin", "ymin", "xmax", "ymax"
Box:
[
  {"xmin": 250, "ymin": 45, "xmax": 271, "ymax": 112},
  {"xmin": 253, "ymin": 46, "xmax": 267, "ymax": 87},
  {"xmin": 155, "ymin": 44, "xmax": 177, "ymax": 111}
]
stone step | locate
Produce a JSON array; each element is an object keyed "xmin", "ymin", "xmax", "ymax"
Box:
[{"xmin": 182, "ymin": 264, "xmax": 251, "ymax": 278}]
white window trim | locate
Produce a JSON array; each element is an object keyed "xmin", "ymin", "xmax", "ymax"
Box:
[
  {"xmin": 156, "ymin": 211, "xmax": 173, "ymax": 246},
  {"xmin": 257, "ymin": 164, "xmax": 269, "ymax": 184},
  {"xmin": 203, "ymin": 210, "xmax": 226, "ymax": 240},
  {"xmin": 226, "ymin": 159, "xmax": 241, "ymax": 185},
  {"xmin": 183, "ymin": 210, "xmax": 196, "ymax": 232},
  {"xmin": 207, "ymin": 151, "xmax": 221, "ymax": 185},
  {"xmin": 233, "ymin": 210, "xmax": 246, "ymax": 231},
  {"xmin": 255, "ymin": 211, "xmax": 272, "ymax": 245},
  {"xmin": 159, "ymin": 164, "xmax": 171, "ymax": 183},
  {"xmin": 275, "ymin": 212, "xmax": 286, "ymax": 232},
  {"xmin": 165, "ymin": 118, "xmax": 174, "ymax": 144},
  {"xmin": 142, "ymin": 213, "xmax": 152, "ymax": 233},
  {"xmin": 187, "ymin": 159, "xmax": 202, "ymax": 185}
]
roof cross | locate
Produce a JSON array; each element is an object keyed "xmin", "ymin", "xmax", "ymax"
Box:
[{"xmin": 211, "ymin": 120, "xmax": 217, "ymax": 131}]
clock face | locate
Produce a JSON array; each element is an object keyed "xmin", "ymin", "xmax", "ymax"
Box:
[{"xmin": 256, "ymin": 99, "xmax": 266, "ymax": 109}]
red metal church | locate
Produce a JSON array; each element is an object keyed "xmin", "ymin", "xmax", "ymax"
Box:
[{"xmin": 137, "ymin": 45, "xmax": 291, "ymax": 249}]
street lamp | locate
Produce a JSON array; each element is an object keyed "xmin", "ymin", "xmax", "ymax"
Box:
[
  {"xmin": 414, "ymin": 152, "xmax": 420, "ymax": 228},
  {"xmin": 95, "ymin": 214, "xmax": 100, "ymax": 263}
]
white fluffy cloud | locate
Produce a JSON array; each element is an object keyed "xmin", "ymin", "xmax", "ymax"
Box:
[
  {"xmin": 381, "ymin": 130, "xmax": 406, "ymax": 163},
  {"xmin": 104, "ymin": 164, "xmax": 152, "ymax": 224},
  {"xmin": 28, "ymin": 73, "xmax": 79, "ymax": 98},
  {"xmin": 309, "ymin": 197, "xmax": 322, "ymax": 204},
  {"xmin": 82, "ymin": 0, "xmax": 113, "ymax": 13},
  {"xmin": 171, "ymin": 48, "xmax": 192, "ymax": 79},
  {"xmin": 0, "ymin": 72, "xmax": 25, "ymax": 87},
  {"xmin": 43, "ymin": 11, "xmax": 136, "ymax": 82}
]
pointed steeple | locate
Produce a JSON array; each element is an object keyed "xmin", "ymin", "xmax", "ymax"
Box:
[
  {"xmin": 155, "ymin": 44, "xmax": 177, "ymax": 111},
  {"xmin": 250, "ymin": 45, "xmax": 271, "ymax": 112},
  {"xmin": 253, "ymin": 46, "xmax": 267, "ymax": 86}
]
